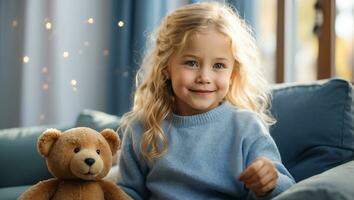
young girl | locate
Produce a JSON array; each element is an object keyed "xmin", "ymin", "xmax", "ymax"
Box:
[{"xmin": 117, "ymin": 2, "xmax": 295, "ymax": 200}]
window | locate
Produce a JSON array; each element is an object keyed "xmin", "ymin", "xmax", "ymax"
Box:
[
  {"xmin": 272, "ymin": 0, "xmax": 352, "ymax": 83},
  {"xmin": 335, "ymin": 0, "xmax": 354, "ymax": 81},
  {"xmin": 257, "ymin": 0, "xmax": 277, "ymax": 83},
  {"xmin": 295, "ymin": 0, "xmax": 318, "ymax": 82}
]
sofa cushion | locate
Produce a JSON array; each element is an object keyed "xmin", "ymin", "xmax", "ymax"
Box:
[
  {"xmin": 0, "ymin": 125, "xmax": 70, "ymax": 188},
  {"xmin": 75, "ymin": 109, "xmax": 120, "ymax": 133},
  {"xmin": 0, "ymin": 185, "xmax": 30, "ymax": 200},
  {"xmin": 273, "ymin": 160, "xmax": 354, "ymax": 200},
  {"xmin": 270, "ymin": 78, "xmax": 354, "ymax": 182}
]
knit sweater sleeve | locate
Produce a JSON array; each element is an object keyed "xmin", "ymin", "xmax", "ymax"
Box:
[
  {"xmin": 243, "ymin": 115, "xmax": 295, "ymax": 200},
  {"xmin": 117, "ymin": 126, "xmax": 149, "ymax": 200}
]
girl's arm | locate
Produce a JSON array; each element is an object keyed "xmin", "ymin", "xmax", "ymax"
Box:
[
  {"xmin": 241, "ymin": 117, "xmax": 295, "ymax": 200},
  {"xmin": 117, "ymin": 129, "xmax": 150, "ymax": 200},
  {"xmin": 239, "ymin": 156, "xmax": 279, "ymax": 197}
]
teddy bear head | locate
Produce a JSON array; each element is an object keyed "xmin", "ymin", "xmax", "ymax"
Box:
[{"xmin": 37, "ymin": 127, "xmax": 120, "ymax": 181}]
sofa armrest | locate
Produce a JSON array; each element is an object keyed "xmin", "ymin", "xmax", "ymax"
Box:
[
  {"xmin": 0, "ymin": 125, "xmax": 72, "ymax": 188},
  {"xmin": 273, "ymin": 160, "xmax": 354, "ymax": 200}
]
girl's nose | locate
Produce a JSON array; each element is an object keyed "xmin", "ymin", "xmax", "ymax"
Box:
[{"xmin": 196, "ymin": 68, "xmax": 211, "ymax": 84}]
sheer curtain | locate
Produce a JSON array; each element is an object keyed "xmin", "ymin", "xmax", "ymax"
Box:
[{"xmin": 1, "ymin": 0, "xmax": 114, "ymax": 128}]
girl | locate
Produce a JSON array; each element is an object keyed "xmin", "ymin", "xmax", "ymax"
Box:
[{"xmin": 117, "ymin": 2, "xmax": 295, "ymax": 200}]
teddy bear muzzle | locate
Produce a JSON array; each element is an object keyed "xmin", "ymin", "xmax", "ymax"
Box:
[{"xmin": 70, "ymin": 149, "xmax": 105, "ymax": 180}]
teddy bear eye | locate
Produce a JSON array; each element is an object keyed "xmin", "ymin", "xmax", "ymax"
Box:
[
  {"xmin": 96, "ymin": 149, "xmax": 100, "ymax": 155},
  {"xmin": 74, "ymin": 147, "xmax": 80, "ymax": 153}
]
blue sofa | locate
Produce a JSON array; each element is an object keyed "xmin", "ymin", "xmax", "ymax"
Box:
[{"xmin": 0, "ymin": 78, "xmax": 353, "ymax": 200}]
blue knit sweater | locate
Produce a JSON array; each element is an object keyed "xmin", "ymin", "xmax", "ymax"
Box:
[{"xmin": 117, "ymin": 102, "xmax": 295, "ymax": 200}]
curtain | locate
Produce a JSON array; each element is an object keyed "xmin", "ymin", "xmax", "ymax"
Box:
[
  {"xmin": 0, "ymin": 0, "xmax": 113, "ymax": 128},
  {"xmin": 108, "ymin": 0, "xmax": 186, "ymax": 116},
  {"xmin": 0, "ymin": 0, "xmax": 25, "ymax": 128}
]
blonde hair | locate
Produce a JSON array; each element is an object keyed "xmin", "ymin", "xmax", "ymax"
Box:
[{"xmin": 119, "ymin": 2, "xmax": 275, "ymax": 161}]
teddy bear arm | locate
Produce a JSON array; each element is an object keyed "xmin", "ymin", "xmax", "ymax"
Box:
[
  {"xmin": 18, "ymin": 178, "xmax": 59, "ymax": 200},
  {"xmin": 99, "ymin": 180, "xmax": 132, "ymax": 200}
]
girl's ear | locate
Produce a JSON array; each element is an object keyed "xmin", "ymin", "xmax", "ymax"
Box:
[
  {"xmin": 162, "ymin": 67, "xmax": 170, "ymax": 80},
  {"xmin": 229, "ymin": 69, "xmax": 237, "ymax": 86}
]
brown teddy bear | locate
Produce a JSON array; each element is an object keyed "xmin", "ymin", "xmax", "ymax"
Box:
[{"xmin": 18, "ymin": 127, "xmax": 131, "ymax": 200}]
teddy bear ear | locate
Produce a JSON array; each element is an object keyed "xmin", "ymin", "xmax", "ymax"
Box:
[
  {"xmin": 37, "ymin": 128, "xmax": 62, "ymax": 157},
  {"xmin": 100, "ymin": 129, "xmax": 120, "ymax": 155}
]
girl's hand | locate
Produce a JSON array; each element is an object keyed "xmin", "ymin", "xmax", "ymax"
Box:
[{"xmin": 239, "ymin": 157, "xmax": 278, "ymax": 197}]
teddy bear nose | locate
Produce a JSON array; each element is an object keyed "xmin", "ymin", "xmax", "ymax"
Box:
[{"xmin": 84, "ymin": 158, "xmax": 95, "ymax": 166}]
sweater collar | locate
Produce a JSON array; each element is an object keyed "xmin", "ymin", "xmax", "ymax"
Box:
[{"xmin": 171, "ymin": 101, "xmax": 231, "ymax": 127}]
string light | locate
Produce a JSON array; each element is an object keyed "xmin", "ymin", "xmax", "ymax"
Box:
[
  {"xmin": 42, "ymin": 67, "xmax": 48, "ymax": 74},
  {"xmin": 84, "ymin": 41, "xmax": 90, "ymax": 47},
  {"xmin": 118, "ymin": 20, "xmax": 124, "ymax": 27},
  {"xmin": 63, "ymin": 51, "xmax": 69, "ymax": 58},
  {"xmin": 45, "ymin": 22, "xmax": 52, "ymax": 30},
  {"xmin": 123, "ymin": 71, "xmax": 129, "ymax": 77},
  {"xmin": 103, "ymin": 49, "xmax": 109, "ymax": 56},
  {"xmin": 87, "ymin": 17, "xmax": 95, "ymax": 24},
  {"xmin": 42, "ymin": 83, "xmax": 49, "ymax": 90},
  {"xmin": 23, "ymin": 56, "xmax": 29, "ymax": 63},
  {"xmin": 71, "ymin": 79, "xmax": 77, "ymax": 86},
  {"xmin": 71, "ymin": 79, "xmax": 78, "ymax": 92},
  {"xmin": 12, "ymin": 20, "xmax": 18, "ymax": 28}
]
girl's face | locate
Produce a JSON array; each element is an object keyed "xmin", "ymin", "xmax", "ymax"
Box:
[{"xmin": 166, "ymin": 29, "xmax": 235, "ymax": 116}]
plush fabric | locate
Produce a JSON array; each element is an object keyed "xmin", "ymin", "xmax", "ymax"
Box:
[
  {"xmin": 18, "ymin": 127, "xmax": 131, "ymax": 200},
  {"xmin": 273, "ymin": 160, "xmax": 354, "ymax": 200},
  {"xmin": 270, "ymin": 79, "xmax": 354, "ymax": 182}
]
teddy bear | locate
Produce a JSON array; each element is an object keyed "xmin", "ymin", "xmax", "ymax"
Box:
[{"xmin": 18, "ymin": 127, "xmax": 132, "ymax": 200}]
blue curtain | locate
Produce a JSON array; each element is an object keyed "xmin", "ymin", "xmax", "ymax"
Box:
[
  {"xmin": 0, "ymin": 0, "xmax": 25, "ymax": 128},
  {"xmin": 108, "ymin": 0, "xmax": 184, "ymax": 116},
  {"xmin": 228, "ymin": 0, "xmax": 257, "ymax": 29}
]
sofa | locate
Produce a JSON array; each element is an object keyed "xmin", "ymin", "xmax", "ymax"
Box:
[{"xmin": 0, "ymin": 78, "xmax": 353, "ymax": 200}]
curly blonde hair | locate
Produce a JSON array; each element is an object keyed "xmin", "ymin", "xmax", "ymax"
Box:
[{"xmin": 119, "ymin": 2, "xmax": 275, "ymax": 161}]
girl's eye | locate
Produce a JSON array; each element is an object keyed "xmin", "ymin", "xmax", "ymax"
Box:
[
  {"xmin": 96, "ymin": 149, "xmax": 100, "ymax": 155},
  {"xmin": 213, "ymin": 63, "xmax": 226, "ymax": 69},
  {"xmin": 74, "ymin": 147, "xmax": 80, "ymax": 153},
  {"xmin": 184, "ymin": 60, "xmax": 198, "ymax": 68}
]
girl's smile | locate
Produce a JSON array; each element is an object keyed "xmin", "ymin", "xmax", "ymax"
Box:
[{"xmin": 189, "ymin": 88, "xmax": 216, "ymax": 94}]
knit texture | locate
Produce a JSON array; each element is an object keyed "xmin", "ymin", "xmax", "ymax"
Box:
[{"xmin": 117, "ymin": 102, "xmax": 295, "ymax": 200}]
